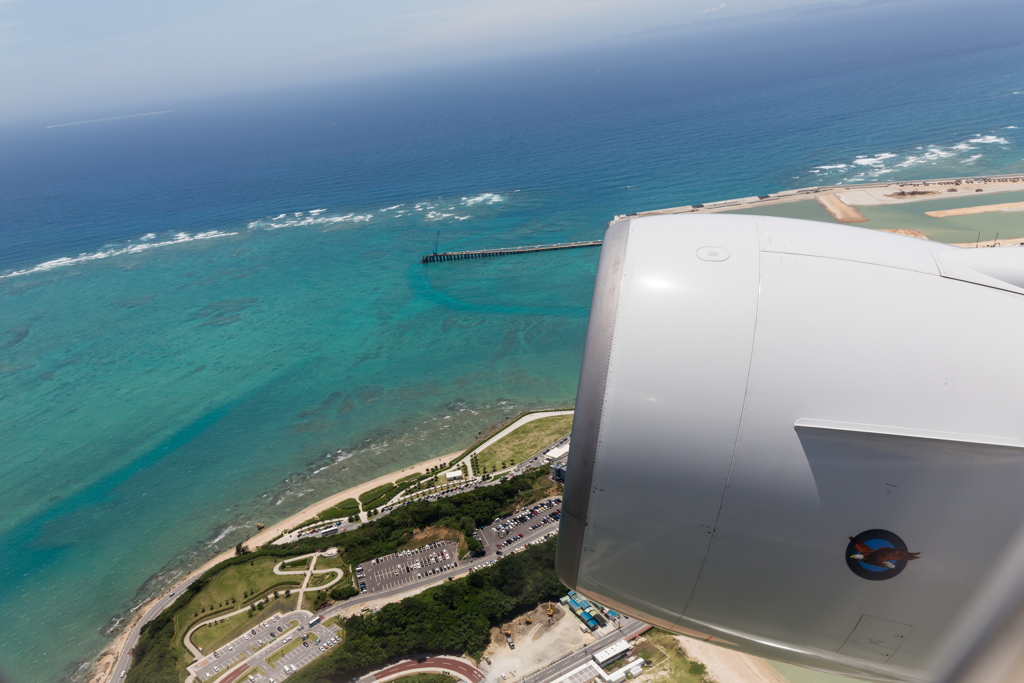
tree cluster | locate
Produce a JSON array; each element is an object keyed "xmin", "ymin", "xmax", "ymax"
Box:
[
  {"xmin": 126, "ymin": 468, "xmax": 552, "ymax": 682},
  {"xmin": 292, "ymin": 539, "xmax": 562, "ymax": 683}
]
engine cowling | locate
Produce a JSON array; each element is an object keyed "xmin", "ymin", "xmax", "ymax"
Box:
[{"xmin": 556, "ymin": 213, "xmax": 1024, "ymax": 682}]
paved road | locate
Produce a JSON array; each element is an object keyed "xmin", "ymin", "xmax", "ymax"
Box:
[
  {"xmin": 517, "ymin": 619, "xmax": 650, "ymax": 683},
  {"xmin": 369, "ymin": 656, "xmax": 486, "ymax": 683},
  {"xmin": 110, "ymin": 582, "xmax": 197, "ymax": 681},
  {"xmin": 323, "ymin": 496, "xmax": 561, "ymax": 621}
]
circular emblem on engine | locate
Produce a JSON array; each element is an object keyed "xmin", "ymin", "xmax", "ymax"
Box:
[
  {"xmin": 696, "ymin": 246, "xmax": 730, "ymax": 262},
  {"xmin": 846, "ymin": 529, "xmax": 920, "ymax": 581}
]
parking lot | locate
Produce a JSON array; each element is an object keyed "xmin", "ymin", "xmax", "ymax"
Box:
[
  {"xmin": 359, "ymin": 540, "xmax": 460, "ymax": 593},
  {"xmin": 479, "ymin": 499, "xmax": 561, "ymax": 553},
  {"xmin": 192, "ymin": 611, "xmax": 339, "ymax": 681},
  {"xmin": 258, "ymin": 620, "xmax": 339, "ymax": 678}
]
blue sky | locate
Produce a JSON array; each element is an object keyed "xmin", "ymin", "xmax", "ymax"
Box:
[{"xmin": 0, "ymin": 0, "xmax": 847, "ymax": 122}]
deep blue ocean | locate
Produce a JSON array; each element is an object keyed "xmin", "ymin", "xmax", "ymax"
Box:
[{"xmin": 2, "ymin": 1, "xmax": 1023, "ymax": 680}]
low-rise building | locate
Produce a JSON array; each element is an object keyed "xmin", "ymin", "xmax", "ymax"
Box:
[
  {"xmin": 593, "ymin": 639, "xmax": 631, "ymax": 668},
  {"xmin": 445, "ymin": 470, "xmax": 463, "ymax": 481},
  {"xmin": 550, "ymin": 453, "xmax": 568, "ymax": 482}
]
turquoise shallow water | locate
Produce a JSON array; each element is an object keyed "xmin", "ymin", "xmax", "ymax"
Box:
[
  {"xmin": 0, "ymin": 193, "xmax": 597, "ymax": 680},
  {"xmin": 2, "ymin": 1, "xmax": 1024, "ymax": 680}
]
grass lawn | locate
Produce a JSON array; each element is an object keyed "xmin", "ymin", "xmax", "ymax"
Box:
[
  {"xmin": 281, "ymin": 557, "xmax": 310, "ymax": 571},
  {"xmin": 473, "ymin": 415, "xmax": 572, "ymax": 474},
  {"xmin": 175, "ymin": 556, "xmax": 302, "ymax": 666},
  {"xmin": 179, "ymin": 556, "xmax": 299, "ymax": 623},
  {"xmin": 314, "ymin": 554, "xmax": 348, "ymax": 572},
  {"xmin": 359, "ymin": 482, "xmax": 397, "ymax": 506},
  {"xmin": 317, "ymin": 498, "xmax": 360, "ymax": 521},
  {"xmin": 190, "ymin": 594, "xmax": 298, "ymax": 653},
  {"xmin": 634, "ymin": 629, "xmax": 706, "ymax": 683}
]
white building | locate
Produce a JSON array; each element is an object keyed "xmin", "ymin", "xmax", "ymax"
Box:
[
  {"xmin": 445, "ymin": 470, "xmax": 463, "ymax": 481},
  {"xmin": 593, "ymin": 639, "xmax": 631, "ymax": 668}
]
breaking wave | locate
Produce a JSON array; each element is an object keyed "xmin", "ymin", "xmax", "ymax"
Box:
[
  {"xmin": 247, "ymin": 212, "xmax": 373, "ymax": 229},
  {"xmin": 462, "ymin": 193, "xmax": 503, "ymax": 206},
  {"xmin": 804, "ymin": 131, "xmax": 1018, "ymax": 184},
  {"xmin": 4, "ymin": 191, "xmax": 512, "ymax": 281},
  {"xmin": 248, "ymin": 193, "xmax": 508, "ymax": 230},
  {"xmin": 1, "ymin": 230, "xmax": 238, "ymax": 279}
]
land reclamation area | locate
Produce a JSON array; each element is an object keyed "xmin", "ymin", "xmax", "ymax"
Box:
[{"xmin": 629, "ymin": 176, "xmax": 1024, "ymax": 247}]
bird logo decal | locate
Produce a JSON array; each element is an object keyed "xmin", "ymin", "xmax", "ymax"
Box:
[{"xmin": 845, "ymin": 529, "xmax": 920, "ymax": 581}]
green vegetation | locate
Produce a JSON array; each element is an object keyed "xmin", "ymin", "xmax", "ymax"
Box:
[
  {"xmin": 126, "ymin": 591, "xmax": 186, "ymax": 683},
  {"xmin": 291, "ymin": 538, "xmax": 563, "ymax": 682},
  {"xmin": 281, "ymin": 557, "xmax": 310, "ymax": 571},
  {"xmin": 128, "ymin": 468, "xmax": 555, "ymax": 682},
  {"xmin": 392, "ymin": 675, "xmax": 458, "ymax": 683},
  {"xmin": 632, "ymin": 629, "xmax": 709, "ymax": 683},
  {"xmin": 473, "ymin": 415, "xmax": 572, "ymax": 473},
  {"xmin": 330, "ymin": 584, "xmax": 358, "ymax": 601},
  {"xmin": 359, "ymin": 482, "xmax": 399, "ymax": 507},
  {"xmin": 317, "ymin": 498, "xmax": 360, "ymax": 522},
  {"xmin": 517, "ymin": 473, "xmax": 557, "ymax": 508},
  {"xmin": 307, "ymin": 570, "xmax": 337, "ymax": 588},
  {"xmin": 314, "ymin": 554, "xmax": 348, "ymax": 571},
  {"xmin": 174, "ymin": 556, "xmax": 302, "ymax": 662},
  {"xmin": 191, "ymin": 595, "xmax": 297, "ymax": 652}
]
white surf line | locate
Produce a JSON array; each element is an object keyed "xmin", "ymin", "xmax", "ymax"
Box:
[{"xmin": 47, "ymin": 110, "xmax": 175, "ymax": 129}]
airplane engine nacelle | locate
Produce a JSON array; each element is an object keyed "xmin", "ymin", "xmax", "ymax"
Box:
[{"xmin": 556, "ymin": 213, "xmax": 1024, "ymax": 682}]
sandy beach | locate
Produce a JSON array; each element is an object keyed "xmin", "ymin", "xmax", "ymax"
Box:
[
  {"xmin": 92, "ymin": 448, "xmax": 463, "ymax": 683},
  {"xmin": 187, "ymin": 449, "xmax": 462, "ymax": 578}
]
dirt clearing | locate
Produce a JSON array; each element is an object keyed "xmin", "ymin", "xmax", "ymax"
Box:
[{"xmin": 481, "ymin": 604, "xmax": 596, "ymax": 680}]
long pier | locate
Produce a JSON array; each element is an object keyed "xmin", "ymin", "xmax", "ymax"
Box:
[{"xmin": 421, "ymin": 240, "xmax": 602, "ymax": 264}]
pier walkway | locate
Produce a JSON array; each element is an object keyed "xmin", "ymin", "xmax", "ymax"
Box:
[{"xmin": 421, "ymin": 240, "xmax": 601, "ymax": 263}]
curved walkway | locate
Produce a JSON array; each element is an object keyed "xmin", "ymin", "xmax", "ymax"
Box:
[
  {"xmin": 183, "ymin": 603, "xmax": 256, "ymax": 658},
  {"xmin": 273, "ymin": 552, "xmax": 344, "ymax": 610},
  {"xmin": 183, "ymin": 552, "xmax": 343, "ymax": 657}
]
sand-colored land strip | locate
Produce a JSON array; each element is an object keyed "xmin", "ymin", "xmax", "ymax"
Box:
[
  {"xmin": 677, "ymin": 637, "xmax": 790, "ymax": 683},
  {"xmin": 951, "ymin": 236, "xmax": 1024, "ymax": 248},
  {"xmin": 925, "ymin": 201, "xmax": 1024, "ymax": 218},
  {"xmin": 815, "ymin": 193, "xmax": 868, "ymax": 223},
  {"xmin": 881, "ymin": 228, "xmax": 929, "ymax": 240},
  {"xmin": 619, "ymin": 175, "xmax": 1024, "ymax": 220}
]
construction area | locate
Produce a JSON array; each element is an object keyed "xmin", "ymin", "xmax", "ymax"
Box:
[{"xmin": 481, "ymin": 603, "xmax": 597, "ymax": 679}]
